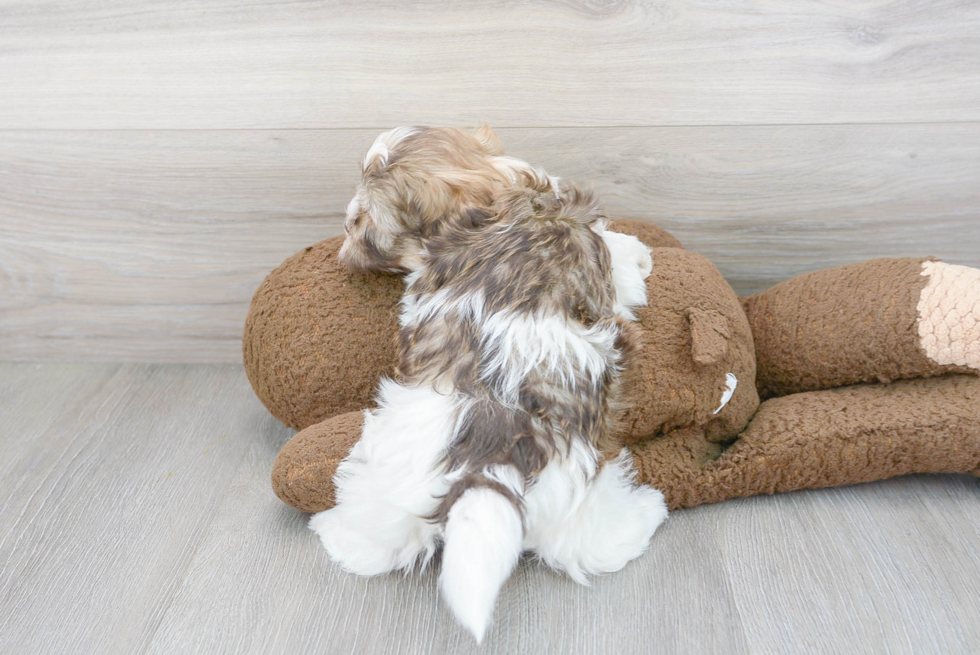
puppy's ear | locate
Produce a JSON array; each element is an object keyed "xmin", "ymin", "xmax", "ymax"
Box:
[{"xmin": 473, "ymin": 124, "xmax": 505, "ymax": 156}]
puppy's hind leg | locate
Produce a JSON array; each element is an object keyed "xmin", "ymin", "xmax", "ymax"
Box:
[
  {"xmin": 524, "ymin": 446, "xmax": 667, "ymax": 584},
  {"xmin": 310, "ymin": 381, "xmax": 458, "ymax": 575}
]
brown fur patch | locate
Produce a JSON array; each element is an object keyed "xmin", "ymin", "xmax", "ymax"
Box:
[
  {"xmin": 340, "ymin": 126, "xmax": 554, "ymax": 274},
  {"xmin": 339, "ymin": 127, "xmax": 632, "ymax": 523},
  {"xmin": 396, "ymin": 187, "xmax": 627, "ymax": 520}
]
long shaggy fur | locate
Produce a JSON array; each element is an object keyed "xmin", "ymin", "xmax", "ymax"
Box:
[
  {"xmin": 339, "ymin": 125, "xmax": 558, "ymax": 274},
  {"xmin": 313, "ymin": 126, "xmax": 667, "ymax": 643}
]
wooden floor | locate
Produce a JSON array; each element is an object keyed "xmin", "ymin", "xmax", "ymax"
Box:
[{"xmin": 1, "ymin": 362, "xmax": 978, "ymax": 654}]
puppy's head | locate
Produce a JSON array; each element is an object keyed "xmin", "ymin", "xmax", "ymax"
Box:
[{"xmin": 339, "ymin": 125, "xmax": 557, "ymax": 273}]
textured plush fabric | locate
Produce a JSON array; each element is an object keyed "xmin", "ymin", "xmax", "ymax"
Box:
[
  {"xmin": 604, "ymin": 218, "xmax": 683, "ymax": 251},
  {"xmin": 243, "ymin": 219, "xmax": 683, "ymax": 431},
  {"xmin": 618, "ymin": 248, "xmax": 759, "ymax": 445},
  {"xmin": 271, "ymin": 376, "xmax": 980, "ymax": 513},
  {"xmin": 633, "ymin": 375, "xmax": 980, "ymax": 509},
  {"xmin": 744, "ymin": 258, "xmax": 972, "ymax": 398},
  {"xmin": 917, "ymin": 261, "xmax": 980, "ymax": 369},
  {"xmin": 271, "ymin": 410, "xmax": 365, "ymax": 512},
  {"xmin": 243, "ymin": 237, "xmax": 402, "ymax": 430},
  {"xmin": 246, "ymin": 220, "xmax": 980, "ymax": 515}
]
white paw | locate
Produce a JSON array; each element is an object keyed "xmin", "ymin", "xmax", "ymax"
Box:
[
  {"xmin": 602, "ymin": 230, "xmax": 653, "ymax": 319},
  {"xmin": 310, "ymin": 508, "xmax": 406, "ymax": 576},
  {"xmin": 584, "ymin": 482, "xmax": 667, "ymax": 574},
  {"xmin": 309, "ymin": 382, "xmax": 456, "ymax": 576},
  {"xmin": 569, "ymin": 455, "xmax": 667, "ymax": 578},
  {"xmin": 524, "ymin": 449, "xmax": 667, "ymax": 584}
]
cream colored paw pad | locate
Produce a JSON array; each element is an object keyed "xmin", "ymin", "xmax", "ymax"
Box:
[{"xmin": 917, "ymin": 261, "xmax": 980, "ymax": 369}]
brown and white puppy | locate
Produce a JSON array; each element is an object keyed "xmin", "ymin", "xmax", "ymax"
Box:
[
  {"xmin": 338, "ymin": 125, "xmax": 557, "ymax": 274},
  {"xmin": 312, "ymin": 127, "xmax": 666, "ymax": 642}
]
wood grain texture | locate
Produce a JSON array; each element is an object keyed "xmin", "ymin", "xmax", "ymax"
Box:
[
  {"xmin": 2, "ymin": 125, "xmax": 978, "ymax": 361},
  {"xmin": 0, "ymin": 125, "xmax": 980, "ymax": 362},
  {"xmin": 1, "ymin": 0, "xmax": 979, "ymax": 129},
  {"xmin": 0, "ymin": 130, "xmax": 338, "ymax": 361},
  {"xmin": 1, "ymin": 364, "xmax": 978, "ymax": 654},
  {"xmin": 715, "ymin": 477, "xmax": 980, "ymax": 654},
  {"xmin": 0, "ymin": 363, "xmax": 287, "ymax": 654},
  {"xmin": 146, "ymin": 438, "xmax": 751, "ymax": 655}
]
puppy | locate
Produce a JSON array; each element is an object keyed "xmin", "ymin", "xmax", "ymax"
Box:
[
  {"xmin": 312, "ymin": 127, "xmax": 667, "ymax": 642},
  {"xmin": 338, "ymin": 125, "xmax": 559, "ymax": 274}
]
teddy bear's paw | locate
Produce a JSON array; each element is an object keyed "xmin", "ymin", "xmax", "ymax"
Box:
[
  {"xmin": 917, "ymin": 262, "xmax": 980, "ymax": 371},
  {"xmin": 525, "ymin": 450, "xmax": 668, "ymax": 584},
  {"xmin": 602, "ymin": 230, "xmax": 654, "ymax": 321},
  {"xmin": 309, "ymin": 507, "xmax": 436, "ymax": 576}
]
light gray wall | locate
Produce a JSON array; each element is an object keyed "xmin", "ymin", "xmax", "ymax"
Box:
[{"xmin": 2, "ymin": 1, "xmax": 978, "ymax": 361}]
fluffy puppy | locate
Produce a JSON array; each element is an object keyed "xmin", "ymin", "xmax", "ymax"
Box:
[
  {"xmin": 312, "ymin": 127, "xmax": 667, "ymax": 642},
  {"xmin": 338, "ymin": 125, "xmax": 558, "ymax": 274}
]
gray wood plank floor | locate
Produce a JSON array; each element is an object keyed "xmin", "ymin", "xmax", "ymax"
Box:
[{"xmin": 1, "ymin": 363, "xmax": 978, "ymax": 654}]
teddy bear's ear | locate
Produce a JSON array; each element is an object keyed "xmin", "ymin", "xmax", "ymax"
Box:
[
  {"xmin": 473, "ymin": 124, "xmax": 505, "ymax": 156},
  {"xmin": 688, "ymin": 308, "xmax": 731, "ymax": 366}
]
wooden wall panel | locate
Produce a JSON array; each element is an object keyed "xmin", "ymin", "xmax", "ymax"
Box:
[
  {"xmin": 1, "ymin": 0, "xmax": 979, "ymax": 129},
  {"xmin": 2, "ymin": 125, "xmax": 978, "ymax": 361}
]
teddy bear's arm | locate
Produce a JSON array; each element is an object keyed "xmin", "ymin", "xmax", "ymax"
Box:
[
  {"xmin": 743, "ymin": 258, "xmax": 980, "ymax": 399},
  {"xmin": 628, "ymin": 375, "xmax": 980, "ymax": 511}
]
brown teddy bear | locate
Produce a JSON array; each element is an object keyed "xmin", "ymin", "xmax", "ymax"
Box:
[{"xmin": 244, "ymin": 220, "xmax": 980, "ymax": 513}]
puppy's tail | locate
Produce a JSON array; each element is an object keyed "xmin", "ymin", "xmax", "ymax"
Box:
[{"xmin": 439, "ymin": 484, "xmax": 523, "ymax": 643}]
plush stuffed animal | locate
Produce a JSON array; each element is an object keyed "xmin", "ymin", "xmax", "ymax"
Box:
[{"xmin": 245, "ymin": 220, "xmax": 980, "ymax": 512}]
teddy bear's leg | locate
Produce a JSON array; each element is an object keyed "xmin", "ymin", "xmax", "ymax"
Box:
[
  {"xmin": 308, "ymin": 381, "xmax": 457, "ymax": 575},
  {"xmin": 272, "ymin": 412, "xmax": 364, "ymax": 513},
  {"xmin": 522, "ymin": 445, "xmax": 668, "ymax": 584},
  {"xmin": 744, "ymin": 258, "xmax": 980, "ymax": 398},
  {"xmin": 600, "ymin": 229, "xmax": 654, "ymax": 320},
  {"xmin": 629, "ymin": 375, "xmax": 980, "ymax": 510}
]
